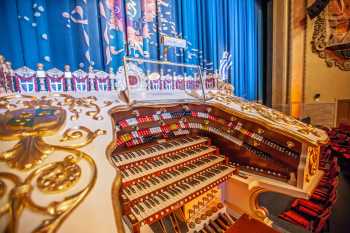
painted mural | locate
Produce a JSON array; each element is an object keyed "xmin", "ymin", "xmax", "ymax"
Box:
[{"xmin": 311, "ymin": 0, "xmax": 350, "ymax": 70}]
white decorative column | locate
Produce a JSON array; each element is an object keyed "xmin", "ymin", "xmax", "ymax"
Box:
[
  {"xmin": 64, "ymin": 65, "xmax": 72, "ymax": 91},
  {"xmin": 88, "ymin": 65, "xmax": 95, "ymax": 91},
  {"xmin": 109, "ymin": 67, "xmax": 116, "ymax": 91},
  {"xmin": 36, "ymin": 63, "xmax": 46, "ymax": 92}
]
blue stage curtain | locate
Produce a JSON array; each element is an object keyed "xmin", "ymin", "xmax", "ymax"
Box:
[{"xmin": 0, "ymin": 0, "xmax": 263, "ymax": 100}]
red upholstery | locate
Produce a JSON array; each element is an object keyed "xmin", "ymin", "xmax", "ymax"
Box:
[
  {"xmin": 279, "ymin": 128, "xmax": 344, "ymax": 232},
  {"xmin": 280, "ymin": 210, "xmax": 313, "ymax": 230},
  {"xmin": 314, "ymin": 210, "xmax": 331, "ymax": 233},
  {"xmin": 339, "ymin": 123, "xmax": 350, "ymax": 131}
]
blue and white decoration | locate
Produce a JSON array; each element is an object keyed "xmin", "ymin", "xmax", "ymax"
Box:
[
  {"xmin": 219, "ymin": 52, "xmax": 232, "ymax": 82},
  {"xmin": 0, "ymin": 0, "xmax": 263, "ymax": 100}
]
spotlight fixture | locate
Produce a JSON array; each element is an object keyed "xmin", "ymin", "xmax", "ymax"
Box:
[{"xmin": 313, "ymin": 93, "xmax": 321, "ymax": 101}]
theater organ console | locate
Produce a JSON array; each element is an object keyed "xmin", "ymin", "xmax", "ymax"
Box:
[
  {"xmin": 108, "ymin": 91, "xmax": 328, "ymax": 233},
  {"xmin": 0, "ymin": 57, "xmax": 328, "ymax": 233}
]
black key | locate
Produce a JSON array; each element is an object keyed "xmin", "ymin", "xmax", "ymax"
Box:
[
  {"xmin": 145, "ymin": 163, "xmax": 152, "ymax": 170},
  {"xmin": 159, "ymin": 175, "xmax": 166, "ymax": 181},
  {"xmin": 174, "ymin": 187, "xmax": 183, "ymax": 193},
  {"xmin": 144, "ymin": 200, "xmax": 151, "ymax": 208},
  {"xmin": 152, "ymin": 177, "xmax": 160, "ymax": 184},
  {"xmin": 112, "ymin": 156, "xmax": 121, "ymax": 162},
  {"xmin": 196, "ymin": 176, "xmax": 206, "ymax": 182},
  {"xmin": 137, "ymin": 203, "xmax": 145, "ymax": 212},
  {"xmin": 124, "ymin": 187, "xmax": 131, "ymax": 195},
  {"xmin": 162, "ymin": 192, "xmax": 169, "ymax": 199},
  {"xmin": 133, "ymin": 206, "xmax": 140, "ymax": 214},
  {"xmin": 140, "ymin": 182, "xmax": 147, "ymax": 189},
  {"xmin": 139, "ymin": 150, "xmax": 146, "ymax": 156},
  {"xmin": 171, "ymin": 188, "xmax": 179, "ymax": 195},
  {"xmin": 136, "ymin": 183, "xmax": 142, "ymax": 191},
  {"xmin": 149, "ymin": 179, "xmax": 156, "ymax": 185},
  {"xmin": 151, "ymin": 196, "xmax": 160, "ymax": 205},
  {"xmin": 135, "ymin": 151, "xmax": 142, "ymax": 156},
  {"xmin": 167, "ymin": 190, "xmax": 176, "ymax": 197},
  {"xmin": 147, "ymin": 198, "xmax": 156, "ymax": 207},
  {"xmin": 142, "ymin": 164, "xmax": 149, "ymax": 170},
  {"xmin": 122, "ymin": 170, "xmax": 129, "ymax": 177},
  {"xmin": 178, "ymin": 184, "xmax": 188, "ymax": 190},
  {"xmin": 157, "ymin": 194, "xmax": 166, "ymax": 201},
  {"xmin": 150, "ymin": 161, "xmax": 158, "ymax": 167},
  {"xmin": 144, "ymin": 180, "xmax": 151, "ymax": 188},
  {"xmin": 165, "ymin": 173, "xmax": 172, "ymax": 179},
  {"xmin": 121, "ymin": 153, "xmax": 128, "ymax": 160},
  {"xmin": 138, "ymin": 166, "xmax": 144, "ymax": 173}
]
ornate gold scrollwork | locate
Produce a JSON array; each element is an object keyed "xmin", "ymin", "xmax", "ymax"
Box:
[
  {"xmin": 214, "ymin": 93, "xmax": 324, "ymax": 141},
  {"xmin": 0, "ymin": 173, "xmax": 21, "ymax": 218},
  {"xmin": 0, "ymin": 94, "xmax": 108, "ymax": 170},
  {"xmin": 54, "ymin": 94, "xmax": 104, "ymax": 121},
  {"xmin": 111, "ymin": 170, "xmax": 125, "ymax": 233},
  {"xmin": 0, "ymin": 94, "xmax": 107, "ymax": 233},
  {"xmin": 311, "ymin": 7, "xmax": 350, "ymax": 71},
  {"xmin": 59, "ymin": 126, "xmax": 106, "ymax": 148},
  {"xmin": 286, "ymin": 141, "xmax": 295, "ymax": 149},
  {"xmin": 0, "ymin": 144, "xmax": 97, "ymax": 233},
  {"xmin": 1, "ymin": 137, "xmax": 55, "ymax": 170},
  {"xmin": 248, "ymin": 188, "xmax": 271, "ymax": 225},
  {"xmin": 0, "ymin": 106, "xmax": 66, "ymax": 170},
  {"xmin": 253, "ymin": 140, "xmax": 260, "ymax": 147},
  {"xmin": 307, "ymin": 146, "xmax": 319, "ymax": 179},
  {"xmin": 257, "ymin": 128, "xmax": 264, "ymax": 135},
  {"xmin": 0, "ymin": 95, "xmax": 37, "ymax": 111},
  {"xmin": 36, "ymin": 156, "xmax": 82, "ymax": 193}
]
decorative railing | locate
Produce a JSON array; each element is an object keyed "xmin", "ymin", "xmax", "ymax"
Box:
[{"xmin": 0, "ymin": 55, "xmax": 219, "ymax": 94}]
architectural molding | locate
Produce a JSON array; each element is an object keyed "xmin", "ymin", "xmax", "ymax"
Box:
[{"xmin": 271, "ymin": 0, "xmax": 290, "ymax": 112}]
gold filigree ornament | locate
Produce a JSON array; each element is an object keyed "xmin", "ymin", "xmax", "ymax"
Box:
[
  {"xmin": 59, "ymin": 126, "xmax": 106, "ymax": 148},
  {"xmin": 0, "ymin": 150, "xmax": 97, "ymax": 233},
  {"xmin": 36, "ymin": 156, "xmax": 81, "ymax": 193},
  {"xmin": 311, "ymin": 7, "xmax": 350, "ymax": 71},
  {"xmin": 286, "ymin": 141, "xmax": 295, "ymax": 149},
  {"xmin": 0, "ymin": 94, "xmax": 37, "ymax": 111},
  {"xmin": 52, "ymin": 94, "xmax": 104, "ymax": 121},
  {"xmin": 0, "ymin": 106, "xmax": 66, "ymax": 170},
  {"xmin": 216, "ymin": 93, "xmax": 322, "ymax": 139},
  {"xmin": 0, "ymin": 94, "xmax": 106, "ymax": 232},
  {"xmin": 308, "ymin": 146, "xmax": 319, "ymax": 178},
  {"xmin": 0, "ymin": 173, "xmax": 21, "ymax": 218}
]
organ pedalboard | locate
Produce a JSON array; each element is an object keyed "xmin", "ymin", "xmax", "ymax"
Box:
[{"xmin": 112, "ymin": 136, "xmax": 237, "ymax": 233}]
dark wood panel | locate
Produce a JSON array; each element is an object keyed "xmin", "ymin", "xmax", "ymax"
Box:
[
  {"xmin": 337, "ymin": 99, "xmax": 350, "ymax": 126},
  {"xmin": 226, "ymin": 214, "xmax": 279, "ymax": 233}
]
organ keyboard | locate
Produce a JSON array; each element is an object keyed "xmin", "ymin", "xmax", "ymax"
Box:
[
  {"xmin": 112, "ymin": 136, "xmax": 236, "ymax": 231},
  {"xmin": 112, "ymin": 136, "xmax": 210, "ymax": 168}
]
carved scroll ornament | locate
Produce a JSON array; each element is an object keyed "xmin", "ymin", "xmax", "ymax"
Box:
[
  {"xmin": 0, "ymin": 94, "xmax": 107, "ymax": 233},
  {"xmin": 311, "ymin": 0, "xmax": 350, "ymax": 70}
]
